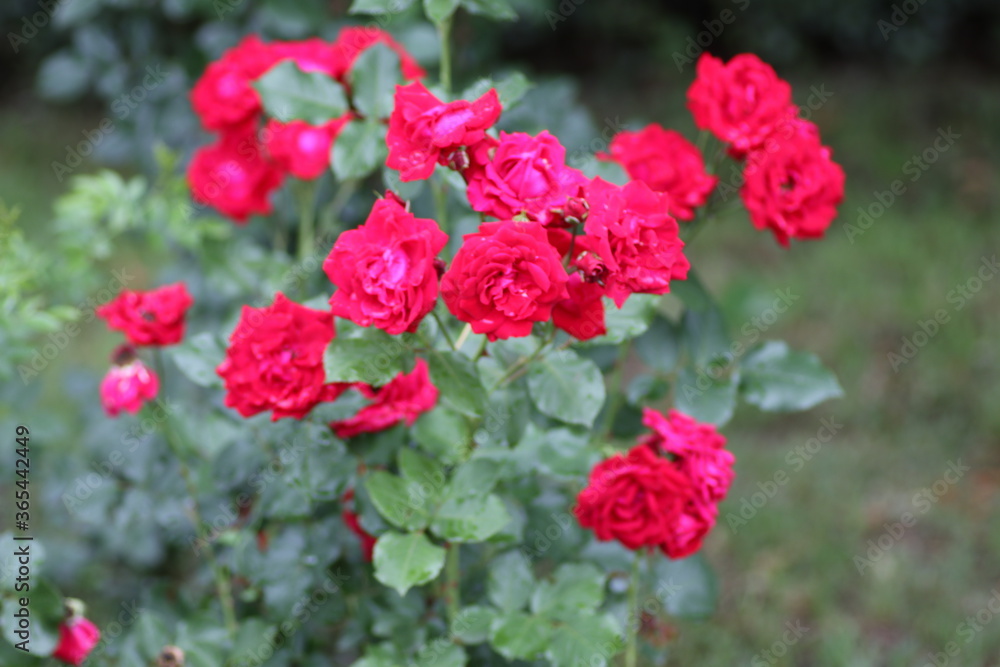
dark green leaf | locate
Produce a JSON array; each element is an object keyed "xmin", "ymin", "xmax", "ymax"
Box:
[
  {"xmin": 332, "ymin": 119, "xmax": 387, "ymax": 181},
  {"xmin": 530, "ymin": 563, "xmax": 605, "ymax": 621},
  {"xmin": 412, "ymin": 407, "xmax": 472, "ymax": 465},
  {"xmin": 349, "ymin": 43, "xmax": 403, "ymax": 120},
  {"xmin": 364, "ymin": 471, "xmax": 428, "ymax": 530},
  {"xmin": 253, "ymin": 61, "xmax": 349, "ymax": 124},
  {"xmin": 527, "ymin": 349, "xmax": 605, "ymax": 427},
  {"xmin": 674, "ymin": 366, "xmax": 739, "ymax": 427},
  {"xmin": 488, "ymin": 550, "xmax": 534, "ymax": 613},
  {"xmin": 635, "ymin": 314, "xmax": 682, "ymax": 374},
  {"xmin": 372, "ymin": 532, "xmax": 446, "ymax": 596},
  {"xmin": 741, "ymin": 341, "xmax": 843, "ymax": 412},
  {"xmin": 426, "ymin": 350, "xmax": 486, "ymax": 417}
]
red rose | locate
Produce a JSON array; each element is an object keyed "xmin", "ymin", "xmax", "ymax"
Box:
[
  {"xmin": 386, "ymin": 81, "xmax": 501, "ymax": 182},
  {"xmin": 341, "ymin": 489, "xmax": 377, "ymax": 561},
  {"xmin": 660, "ymin": 501, "xmax": 717, "ymax": 560},
  {"xmin": 687, "ymin": 53, "xmax": 796, "ymax": 157},
  {"xmin": 100, "ymin": 355, "xmax": 159, "ymax": 418},
  {"xmin": 270, "ymin": 38, "xmax": 342, "ymax": 78},
  {"xmin": 575, "ymin": 178, "xmax": 689, "ymax": 307},
  {"xmin": 188, "ymin": 125, "xmax": 285, "ymax": 222},
  {"xmin": 52, "ymin": 616, "xmax": 101, "ymax": 666},
  {"xmin": 190, "ymin": 36, "xmax": 279, "ymax": 131},
  {"xmin": 574, "ymin": 445, "xmax": 693, "ymax": 551},
  {"xmin": 330, "ymin": 26, "xmax": 425, "ymax": 82},
  {"xmin": 465, "ymin": 131, "xmax": 587, "ymax": 226},
  {"xmin": 264, "ymin": 115, "xmax": 352, "ymax": 180},
  {"xmin": 330, "ymin": 359, "xmax": 438, "ymax": 438},
  {"xmin": 325, "ymin": 197, "xmax": 448, "ymax": 335},
  {"xmin": 739, "ymin": 120, "xmax": 845, "ymax": 246},
  {"xmin": 641, "ymin": 408, "xmax": 735, "ymax": 504},
  {"xmin": 96, "ymin": 283, "xmax": 193, "ymax": 347},
  {"xmin": 216, "ymin": 293, "xmax": 346, "ymax": 421},
  {"xmin": 441, "ymin": 220, "xmax": 569, "ymax": 341},
  {"xmin": 601, "ymin": 124, "xmax": 717, "ymax": 220},
  {"xmin": 552, "ymin": 273, "xmax": 606, "ymax": 341}
]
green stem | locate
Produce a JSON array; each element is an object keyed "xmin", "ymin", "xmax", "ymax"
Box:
[
  {"xmin": 453, "ymin": 323, "xmax": 472, "ymax": 351},
  {"xmin": 152, "ymin": 351, "xmax": 239, "ymax": 640},
  {"xmin": 431, "ymin": 310, "xmax": 458, "ymax": 350},
  {"xmin": 296, "ymin": 182, "xmax": 316, "ymax": 264},
  {"xmin": 431, "ymin": 178, "xmax": 449, "ymax": 232},
  {"xmin": 319, "ymin": 179, "xmax": 358, "ymax": 238},
  {"xmin": 437, "ymin": 16, "xmax": 453, "ymax": 98},
  {"xmin": 445, "ymin": 542, "xmax": 460, "ymax": 625},
  {"xmin": 600, "ymin": 340, "xmax": 630, "ymax": 442},
  {"xmin": 626, "ymin": 554, "xmax": 641, "ymax": 667},
  {"xmin": 488, "ymin": 326, "xmax": 554, "ymax": 393}
]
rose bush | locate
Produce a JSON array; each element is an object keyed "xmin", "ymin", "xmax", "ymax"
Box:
[{"xmin": 3, "ymin": 2, "xmax": 846, "ymax": 665}]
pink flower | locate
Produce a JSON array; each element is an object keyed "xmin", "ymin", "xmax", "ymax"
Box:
[
  {"xmin": 329, "ymin": 27, "xmax": 425, "ymax": 82},
  {"xmin": 100, "ymin": 348, "xmax": 159, "ymax": 417},
  {"xmin": 641, "ymin": 408, "xmax": 735, "ymax": 504},
  {"xmin": 96, "ymin": 283, "xmax": 193, "ymax": 347},
  {"xmin": 574, "ymin": 178, "xmax": 689, "ymax": 307},
  {"xmin": 441, "ymin": 220, "xmax": 569, "ymax": 341},
  {"xmin": 601, "ymin": 124, "xmax": 717, "ymax": 220},
  {"xmin": 264, "ymin": 115, "xmax": 353, "ymax": 180},
  {"xmin": 190, "ymin": 36, "xmax": 279, "ymax": 131},
  {"xmin": 325, "ymin": 197, "xmax": 448, "ymax": 335},
  {"xmin": 52, "ymin": 616, "xmax": 101, "ymax": 666},
  {"xmin": 330, "ymin": 359, "xmax": 438, "ymax": 438},
  {"xmin": 552, "ymin": 273, "xmax": 606, "ymax": 341},
  {"xmin": 464, "ymin": 131, "xmax": 587, "ymax": 226},
  {"xmin": 386, "ymin": 81, "xmax": 502, "ymax": 181}
]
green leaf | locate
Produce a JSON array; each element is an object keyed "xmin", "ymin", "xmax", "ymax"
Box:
[
  {"xmin": 460, "ymin": 72, "xmax": 532, "ymax": 108},
  {"xmin": 412, "ymin": 407, "xmax": 471, "ymax": 464},
  {"xmin": 423, "ymin": 0, "xmax": 460, "ymax": 23},
  {"xmin": 650, "ymin": 554, "xmax": 718, "ymax": 619},
  {"xmin": 426, "ymin": 350, "xmax": 486, "ymax": 417},
  {"xmin": 635, "ymin": 314, "xmax": 681, "ymax": 374},
  {"xmin": 530, "ymin": 563, "xmax": 605, "ymax": 621},
  {"xmin": 489, "ymin": 612, "xmax": 551, "ymax": 661},
  {"xmin": 431, "ymin": 493, "xmax": 510, "ymax": 542},
  {"xmin": 545, "ymin": 613, "xmax": 623, "ymax": 667},
  {"xmin": 253, "ymin": 61, "xmax": 349, "ymax": 124},
  {"xmin": 323, "ymin": 326, "xmax": 408, "ymax": 385},
  {"xmin": 364, "ymin": 471, "xmax": 428, "ymax": 530},
  {"xmin": 383, "ymin": 165, "xmax": 425, "ymax": 200},
  {"xmin": 230, "ymin": 619, "xmax": 277, "ymax": 664},
  {"xmin": 445, "ymin": 458, "xmax": 502, "ymax": 499},
  {"xmin": 349, "ymin": 43, "xmax": 404, "ymax": 120},
  {"xmin": 414, "ymin": 639, "xmax": 466, "ymax": 667},
  {"xmin": 527, "ymin": 349, "xmax": 606, "ymax": 427},
  {"xmin": 349, "ymin": 0, "xmax": 416, "ymax": 14},
  {"xmin": 673, "ymin": 366, "xmax": 739, "ymax": 427},
  {"xmin": 740, "ymin": 341, "xmax": 843, "ymax": 412},
  {"xmin": 372, "ymin": 532, "xmax": 447, "ymax": 596},
  {"xmin": 583, "ymin": 294, "xmax": 660, "ymax": 346},
  {"xmin": 332, "ymin": 119, "xmax": 387, "ymax": 181},
  {"xmin": 169, "ymin": 332, "xmax": 225, "ymax": 388},
  {"xmin": 450, "ymin": 605, "xmax": 498, "ymax": 644},
  {"xmin": 513, "ymin": 423, "xmax": 594, "ymax": 480},
  {"xmin": 399, "ymin": 448, "xmax": 446, "ymax": 511},
  {"xmin": 488, "ymin": 550, "xmax": 534, "ymax": 613},
  {"xmin": 0, "ymin": 579, "xmax": 62, "ymax": 656},
  {"xmin": 459, "ymin": 0, "xmax": 516, "ymax": 20}
]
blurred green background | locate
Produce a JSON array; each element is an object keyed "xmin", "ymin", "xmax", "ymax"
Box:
[{"xmin": 2, "ymin": 0, "xmax": 998, "ymax": 664}]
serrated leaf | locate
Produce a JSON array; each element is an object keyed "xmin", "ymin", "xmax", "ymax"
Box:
[
  {"xmin": 741, "ymin": 341, "xmax": 843, "ymax": 412},
  {"xmin": 332, "ymin": 120, "xmax": 387, "ymax": 181},
  {"xmin": 431, "ymin": 493, "xmax": 510, "ymax": 543},
  {"xmin": 530, "ymin": 563, "xmax": 605, "ymax": 621},
  {"xmin": 350, "ymin": 43, "xmax": 403, "ymax": 120},
  {"xmin": 527, "ymin": 349, "xmax": 605, "ymax": 427},
  {"xmin": 489, "ymin": 612, "xmax": 551, "ymax": 661},
  {"xmin": 253, "ymin": 61, "xmax": 349, "ymax": 124},
  {"xmin": 488, "ymin": 550, "xmax": 534, "ymax": 612},
  {"xmin": 364, "ymin": 471, "xmax": 428, "ymax": 530},
  {"xmin": 372, "ymin": 532, "xmax": 446, "ymax": 596}
]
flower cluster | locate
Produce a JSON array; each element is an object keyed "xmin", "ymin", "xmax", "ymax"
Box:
[
  {"xmin": 574, "ymin": 408, "xmax": 734, "ymax": 558},
  {"xmin": 96, "ymin": 283, "xmax": 192, "ymax": 417},
  {"xmin": 188, "ymin": 30, "xmax": 423, "ymax": 221}
]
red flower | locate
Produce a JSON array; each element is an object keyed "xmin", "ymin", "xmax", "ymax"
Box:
[
  {"xmin": 330, "ymin": 26, "xmax": 425, "ymax": 82},
  {"xmin": 325, "ymin": 197, "xmax": 448, "ymax": 335},
  {"xmin": 601, "ymin": 124, "xmax": 717, "ymax": 220},
  {"xmin": 264, "ymin": 115, "xmax": 352, "ymax": 180},
  {"xmin": 441, "ymin": 220, "xmax": 569, "ymax": 341},
  {"xmin": 52, "ymin": 616, "xmax": 101, "ymax": 666},
  {"xmin": 574, "ymin": 445, "xmax": 693, "ymax": 552},
  {"xmin": 190, "ymin": 36, "xmax": 279, "ymax": 131},
  {"xmin": 188, "ymin": 125, "xmax": 285, "ymax": 222},
  {"xmin": 330, "ymin": 359, "xmax": 438, "ymax": 438},
  {"xmin": 739, "ymin": 120, "xmax": 845, "ymax": 246},
  {"xmin": 641, "ymin": 408, "xmax": 735, "ymax": 505},
  {"xmin": 575, "ymin": 178, "xmax": 689, "ymax": 307},
  {"xmin": 96, "ymin": 283, "xmax": 193, "ymax": 347},
  {"xmin": 100, "ymin": 355, "xmax": 159, "ymax": 418},
  {"xmin": 269, "ymin": 38, "xmax": 342, "ymax": 78},
  {"xmin": 216, "ymin": 293, "xmax": 346, "ymax": 421},
  {"xmin": 687, "ymin": 53, "xmax": 796, "ymax": 157},
  {"xmin": 465, "ymin": 131, "xmax": 587, "ymax": 226},
  {"xmin": 386, "ymin": 81, "xmax": 501, "ymax": 181},
  {"xmin": 341, "ymin": 489, "xmax": 377, "ymax": 561},
  {"xmin": 552, "ymin": 273, "xmax": 606, "ymax": 341}
]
